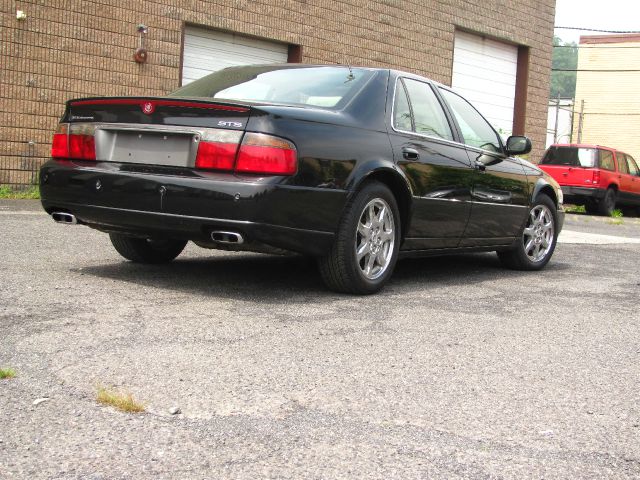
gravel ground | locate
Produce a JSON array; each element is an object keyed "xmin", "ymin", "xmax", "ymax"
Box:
[{"xmin": 1, "ymin": 200, "xmax": 639, "ymax": 479}]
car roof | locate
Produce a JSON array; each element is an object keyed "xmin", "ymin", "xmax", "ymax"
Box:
[{"xmin": 549, "ymin": 143, "xmax": 618, "ymax": 151}]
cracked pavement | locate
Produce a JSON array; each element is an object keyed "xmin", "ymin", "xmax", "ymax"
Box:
[{"xmin": 1, "ymin": 200, "xmax": 639, "ymax": 479}]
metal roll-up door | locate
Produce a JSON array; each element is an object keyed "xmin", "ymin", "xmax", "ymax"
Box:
[
  {"xmin": 452, "ymin": 31, "xmax": 518, "ymax": 137},
  {"xmin": 182, "ymin": 27, "xmax": 289, "ymax": 85}
]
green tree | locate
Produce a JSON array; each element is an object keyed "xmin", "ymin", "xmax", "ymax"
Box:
[{"xmin": 550, "ymin": 36, "xmax": 578, "ymax": 98}]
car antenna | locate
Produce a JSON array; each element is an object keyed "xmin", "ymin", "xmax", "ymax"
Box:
[{"xmin": 345, "ymin": 65, "xmax": 355, "ymax": 83}]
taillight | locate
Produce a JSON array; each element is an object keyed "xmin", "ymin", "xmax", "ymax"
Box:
[
  {"xmin": 592, "ymin": 170, "xmax": 600, "ymax": 185},
  {"xmin": 194, "ymin": 130, "xmax": 243, "ymax": 170},
  {"xmin": 51, "ymin": 124, "xmax": 69, "ymax": 158},
  {"xmin": 235, "ymin": 133, "xmax": 297, "ymax": 175},
  {"xmin": 50, "ymin": 123, "xmax": 96, "ymax": 160}
]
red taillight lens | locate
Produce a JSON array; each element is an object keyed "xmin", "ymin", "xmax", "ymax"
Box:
[
  {"xmin": 194, "ymin": 130, "xmax": 243, "ymax": 170},
  {"xmin": 69, "ymin": 133, "xmax": 96, "ymax": 160},
  {"xmin": 195, "ymin": 142, "xmax": 238, "ymax": 170},
  {"xmin": 51, "ymin": 124, "xmax": 69, "ymax": 158},
  {"xmin": 592, "ymin": 170, "xmax": 600, "ymax": 185},
  {"xmin": 235, "ymin": 133, "xmax": 297, "ymax": 175},
  {"xmin": 50, "ymin": 123, "xmax": 96, "ymax": 160}
]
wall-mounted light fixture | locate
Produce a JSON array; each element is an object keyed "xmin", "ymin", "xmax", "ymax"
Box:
[
  {"xmin": 134, "ymin": 24, "xmax": 149, "ymax": 64},
  {"xmin": 16, "ymin": 10, "xmax": 27, "ymax": 20}
]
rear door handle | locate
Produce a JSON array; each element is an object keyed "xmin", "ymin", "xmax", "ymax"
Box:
[{"xmin": 402, "ymin": 147, "xmax": 419, "ymax": 161}]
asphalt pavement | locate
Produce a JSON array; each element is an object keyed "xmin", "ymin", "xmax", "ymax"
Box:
[{"xmin": 1, "ymin": 200, "xmax": 639, "ymax": 479}]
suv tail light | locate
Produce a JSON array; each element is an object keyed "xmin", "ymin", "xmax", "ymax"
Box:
[
  {"xmin": 592, "ymin": 169, "xmax": 600, "ymax": 185},
  {"xmin": 235, "ymin": 133, "xmax": 297, "ymax": 175},
  {"xmin": 51, "ymin": 123, "xmax": 96, "ymax": 160}
]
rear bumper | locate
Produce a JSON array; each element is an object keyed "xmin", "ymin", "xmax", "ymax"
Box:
[
  {"xmin": 39, "ymin": 160, "xmax": 345, "ymax": 256},
  {"xmin": 560, "ymin": 186, "xmax": 606, "ymax": 203}
]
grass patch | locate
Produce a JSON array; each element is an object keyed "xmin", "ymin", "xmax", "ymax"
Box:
[
  {"xmin": 607, "ymin": 209, "xmax": 624, "ymax": 225},
  {"xmin": 0, "ymin": 368, "xmax": 17, "ymax": 379},
  {"xmin": 96, "ymin": 385, "xmax": 145, "ymax": 413},
  {"xmin": 0, "ymin": 185, "xmax": 40, "ymax": 199},
  {"xmin": 564, "ymin": 204, "xmax": 586, "ymax": 214}
]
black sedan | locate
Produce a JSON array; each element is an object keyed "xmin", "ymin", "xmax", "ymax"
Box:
[{"xmin": 40, "ymin": 65, "xmax": 564, "ymax": 294}]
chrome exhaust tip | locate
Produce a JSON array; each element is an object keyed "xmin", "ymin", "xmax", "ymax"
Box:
[
  {"xmin": 51, "ymin": 212, "xmax": 77, "ymax": 225},
  {"xmin": 210, "ymin": 230, "xmax": 244, "ymax": 244}
]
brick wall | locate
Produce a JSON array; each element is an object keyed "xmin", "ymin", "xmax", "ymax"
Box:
[{"xmin": 1, "ymin": 0, "xmax": 555, "ymax": 186}]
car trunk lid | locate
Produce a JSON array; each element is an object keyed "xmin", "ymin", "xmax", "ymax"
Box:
[{"xmin": 61, "ymin": 97, "xmax": 251, "ymax": 169}]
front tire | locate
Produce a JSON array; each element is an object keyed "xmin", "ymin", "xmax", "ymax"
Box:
[
  {"xmin": 318, "ymin": 181, "xmax": 400, "ymax": 294},
  {"xmin": 497, "ymin": 194, "xmax": 558, "ymax": 271},
  {"xmin": 109, "ymin": 234, "xmax": 187, "ymax": 264}
]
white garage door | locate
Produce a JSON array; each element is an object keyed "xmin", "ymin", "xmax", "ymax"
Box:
[
  {"xmin": 182, "ymin": 27, "xmax": 289, "ymax": 86},
  {"xmin": 452, "ymin": 31, "xmax": 518, "ymax": 137}
]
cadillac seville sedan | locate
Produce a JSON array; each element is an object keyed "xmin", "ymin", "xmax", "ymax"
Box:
[{"xmin": 40, "ymin": 65, "xmax": 564, "ymax": 294}]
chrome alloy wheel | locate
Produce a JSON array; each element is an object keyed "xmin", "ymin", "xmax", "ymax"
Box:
[
  {"xmin": 523, "ymin": 204, "xmax": 554, "ymax": 262},
  {"xmin": 355, "ymin": 198, "xmax": 395, "ymax": 280}
]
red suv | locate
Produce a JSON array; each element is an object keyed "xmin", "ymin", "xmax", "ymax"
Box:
[{"xmin": 539, "ymin": 144, "xmax": 640, "ymax": 215}]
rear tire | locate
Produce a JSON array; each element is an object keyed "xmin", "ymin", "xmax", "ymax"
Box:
[
  {"xmin": 597, "ymin": 188, "xmax": 616, "ymax": 216},
  {"xmin": 318, "ymin": 181, "xmax": 400, "ymax": 294},
  {"xmin": 497, "ymin": 194, "xmax": 558, "ymax": 271},
  {"xmin": 109, "ymin": 234, "xmax": 187, "ymax": 263}
]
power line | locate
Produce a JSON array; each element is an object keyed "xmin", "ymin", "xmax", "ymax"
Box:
[
  {"xmin": 555, "ymin": 26, "xmax": 640, "ymax": 34},
  {"xmin": 581, "ymin": 112, "xmax": 640, "ymax": 116},
  {"xmin": 553, "ymin": 45, "xmax": 640, "ymax": 49},
  {"xmin": 552, "ymin": 68, "xmax": 640, "ymax": 72}
]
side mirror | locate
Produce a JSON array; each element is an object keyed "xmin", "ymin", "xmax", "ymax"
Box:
[{"xmin": 505, "ymin": 136, "xmax": 532, "ymax": 156}]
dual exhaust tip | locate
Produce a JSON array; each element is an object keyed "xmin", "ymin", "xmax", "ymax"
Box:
[{"xmin": 51, "ymin": 212, "xmax": 243, "ymax": 245}]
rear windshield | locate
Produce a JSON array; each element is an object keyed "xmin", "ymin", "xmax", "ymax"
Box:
[
  {"xmin": 540, "ymin": 147, "xmax": 598, "ymax": 168},
  {"xmin": 169, "ymin": 65, "xmax": 374, "ymax": 109}
]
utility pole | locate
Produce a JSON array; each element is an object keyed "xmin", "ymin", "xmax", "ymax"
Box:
[
  {"xmin": 553, "ymin": 94, "xmax": 560, "ymax": 143},
  {"xmin": 577, "ymin": 99, "xmax": 585, "ymax": 143}
]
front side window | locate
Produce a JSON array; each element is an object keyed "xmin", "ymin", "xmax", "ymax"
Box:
[
  {"xmin": 599, "ymin": 150, "xmax": 615, "ymax": 171},
  {"xmin": 401, "ymin": 79, "xmax": 453, "ymax": 140},
  {"xmin": 439, "ymin": 88, "xmax": 502, "ymax": 153},
  {"xmin": 626, "ymin": 155, "xmax": 640, "ymax": 176}
]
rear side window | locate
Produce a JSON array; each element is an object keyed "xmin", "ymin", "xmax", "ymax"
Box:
[
  {"xmin": 393, "ymin": 82, "xmax": 413, "ymax": 131},
  {"xmin": 541, "ymin": 147, "xmax": 597, "ymax": 167},
  {"xmin": 599, "ymin": 150, "xmax": 615, "ymax": 171},
  {"xmin": 618, "ymin": 153, "xmax": 629, "ymax": 174},
  {"xmin": 626, "ymin": 155, "xmax": 640, "ymax": 176},
  {"xmin": 397, "ymin": 79, "xmax": 454, "ymax": 141}
]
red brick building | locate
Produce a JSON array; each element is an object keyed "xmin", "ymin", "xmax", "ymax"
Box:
[{"xmin": 1, "ymin": 0, "xmax": 556, "ymax": 187}]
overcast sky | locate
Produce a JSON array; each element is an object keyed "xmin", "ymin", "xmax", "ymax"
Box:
[{"xmin": 554, "ymin": 0, "xmax": 640, "ymax": 44}]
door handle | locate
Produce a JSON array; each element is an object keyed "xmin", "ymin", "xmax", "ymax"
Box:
[
  {"xmin": 475, "ymin": 160, "xmax": 486, "ymax": 172},
  {"xmin": 402, "ymin": 147, "xmax": 419, "ymax": 161}
]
